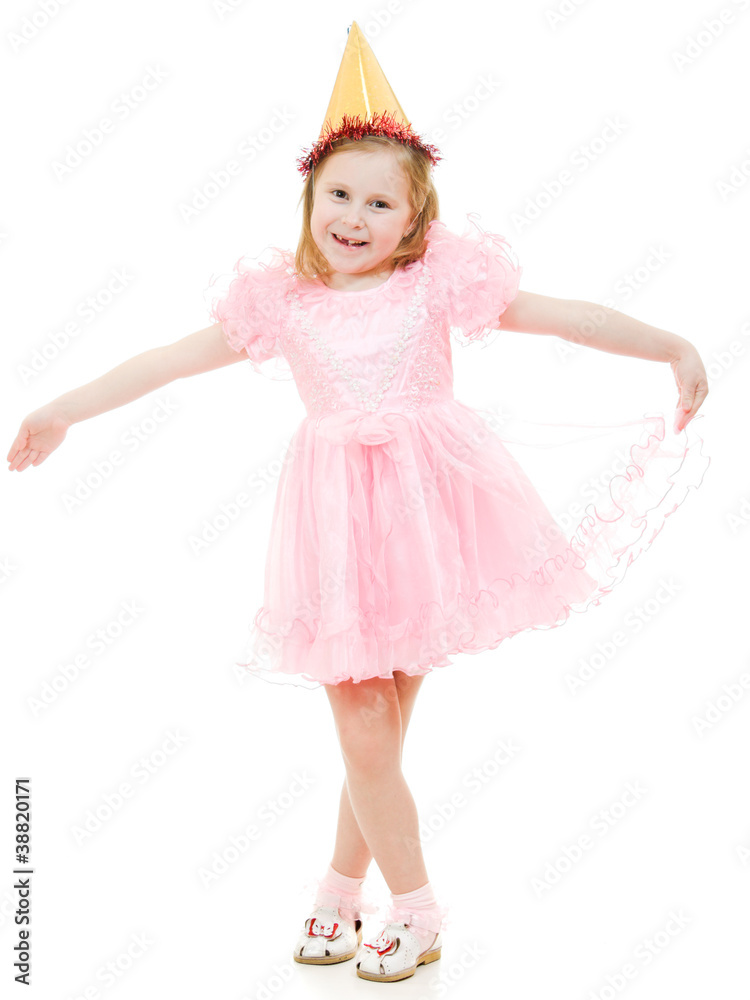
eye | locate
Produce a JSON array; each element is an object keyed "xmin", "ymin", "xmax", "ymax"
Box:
[{"xmin": 330, "ymin": 190, "xmax": 390, "ymax": 209}]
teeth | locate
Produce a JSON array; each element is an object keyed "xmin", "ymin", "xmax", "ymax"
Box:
[{"xmin": 335, "ymin": 234, "xmax": 366, "ymax": 246}]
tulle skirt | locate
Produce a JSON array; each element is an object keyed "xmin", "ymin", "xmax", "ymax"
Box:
[{"xmin": 229, "ymin": 399, "xmax": 710, "ymax": 689}]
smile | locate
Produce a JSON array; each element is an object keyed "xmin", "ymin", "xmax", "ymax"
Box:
[{"xmin": 333, "ymin": 233, "xmax": 368, "ymax": 247}]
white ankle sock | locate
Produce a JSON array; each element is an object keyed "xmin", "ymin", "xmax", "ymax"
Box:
[
  {"xmin": 389, "ymin": 882, "xmax": 442, "ymax": 952},
  {"xmin": 315, "ymin": 863, "xmax": 366, "ymax": 924}
]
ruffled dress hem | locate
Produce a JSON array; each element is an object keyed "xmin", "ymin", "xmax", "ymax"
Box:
[{"xmin": 229, "ymin": 410, "xmax": 710, "ymax": 690}]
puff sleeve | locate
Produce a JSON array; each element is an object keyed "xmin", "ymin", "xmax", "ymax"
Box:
[
  {"xmin": 425, "ymin": 213, "xmax": 522, "ymax": 346},
  {"xmin": 206, "ymin": 245, "xmax": 294, "ymax": 380}
]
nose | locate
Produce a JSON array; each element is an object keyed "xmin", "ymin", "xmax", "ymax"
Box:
[{"xmin": 341, "ymin": 204, "xmax": 364, "ymax": 229}]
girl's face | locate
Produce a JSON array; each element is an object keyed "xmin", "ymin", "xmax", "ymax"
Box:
[{"xmin": 310, "ymin": 148, "xmax": 415, "ymax": 281}]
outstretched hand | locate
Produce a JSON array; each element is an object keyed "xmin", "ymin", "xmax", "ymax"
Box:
[
  {"xmin": 670, "ymin": 343, "xmax": 709, "ymax": 434},
  {"xmin": 7, "ymin": 405, "xmax": 71, "ymax": 472}
]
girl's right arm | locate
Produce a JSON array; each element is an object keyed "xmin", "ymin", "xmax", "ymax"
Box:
[{"xmin": 7, "ymin": 322, "xmax": 242, "ymax": 472}]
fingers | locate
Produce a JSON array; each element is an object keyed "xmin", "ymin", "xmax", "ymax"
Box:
[
  {"xmin": 675, "ymin": 396, "xmax": 696, "ymax": 429},
  {"xmin": 6, "ymin": 431, "xmax": 27, "ymax": 468},
  {"xmin": 8, "ymin": 443, "xmax": 27, "ymax": 471},
  {"xmin": 679, "ymin": 386, "xmax": 695, "ymax": 411},
  {"xmin": 682, "ymin": 380, "xmax": 709, "ymax": 414},
  {"xmin": 675, "ymin": 380, "xmax": 709, "ymax": 432},
  {"xmin": 8, "ymin": 448, "xmax": 40, "ymax": 472}
]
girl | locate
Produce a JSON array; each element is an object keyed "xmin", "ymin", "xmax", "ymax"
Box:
[{"xmin": 7, "ymin": 21, "xmax": 709, "ymax": 985}]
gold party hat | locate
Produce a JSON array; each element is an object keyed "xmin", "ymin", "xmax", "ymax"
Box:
[{"xmin": 296, "ymin": 21, "xmax": 441, "ymax": 177}]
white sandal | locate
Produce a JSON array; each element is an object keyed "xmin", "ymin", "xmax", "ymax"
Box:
[
  {"xmin": 356, "ymin": 920, "xmax": 442, "ymax": 982},
  {"xmin": 293, "ymin": 877, "xmax": 379, "ymax": 965},
  {"xmin": 293, "ymin": 905, "xmax": 363, "ymax": 964}
]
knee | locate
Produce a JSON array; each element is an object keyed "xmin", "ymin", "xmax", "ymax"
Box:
[
  {"xmin": 341, "ymin": 724, "xmax": 400, "ymax": 772},
  {"xmin": 327, "ymin": 678, "xmax": 402, "ymax": 771}
]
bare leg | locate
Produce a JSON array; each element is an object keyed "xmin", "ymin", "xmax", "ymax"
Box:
[
  {"xmin": 329, "ymin": 671, "xmax": 426, "ymax": 878},
  {"xmin": 324, "ymin": 670, "xmax": 429, "ymax": 893}
]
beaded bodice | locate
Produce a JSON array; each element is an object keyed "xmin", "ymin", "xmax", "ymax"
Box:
[{"xmin": 278, "ymin": 254, "xmax": 455, "ymax": 419}]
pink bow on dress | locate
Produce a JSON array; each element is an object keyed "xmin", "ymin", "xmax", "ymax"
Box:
[{"xmin": 314, "ymin": 408, "xmax": 411, "ymax": 448}]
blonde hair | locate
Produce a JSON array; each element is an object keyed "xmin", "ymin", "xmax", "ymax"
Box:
[{"xmin": 294, "ymin": 135, "xmax": 440, "ymax": 281}]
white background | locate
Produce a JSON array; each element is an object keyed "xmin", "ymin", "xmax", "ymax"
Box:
[{"xmin": 1, "ymin": 0, "xmax": 747, "ymax": 997}]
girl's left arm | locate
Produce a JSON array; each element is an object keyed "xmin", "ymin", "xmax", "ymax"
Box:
[{"xmin": 499, "ymin": 291, "xmax": 709, "ymax": 433}]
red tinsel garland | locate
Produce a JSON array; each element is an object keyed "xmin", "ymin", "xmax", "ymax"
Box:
[{"xmin": 296, "ymin": 110, "xmax": 442, "ymax": 177}]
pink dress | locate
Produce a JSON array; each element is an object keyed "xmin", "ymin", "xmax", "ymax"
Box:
[{"xmin": 207, "ymin": 214, "xmax": 710, "ymax": 689}]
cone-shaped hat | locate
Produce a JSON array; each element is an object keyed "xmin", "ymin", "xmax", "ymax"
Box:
[{"xmin": 296, "ymin": 21, "xmax": 441, "ymax": 177}]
